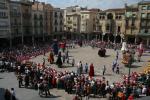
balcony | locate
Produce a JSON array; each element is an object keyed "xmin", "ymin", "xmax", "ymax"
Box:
[
  {"xmin": 67, "ymin": 21, "xmax": 72, "ymax": 24},
  {"xmin": 0, "ymin": 30, "xmax": 9, "ymax": 38},
  {"xmin": 23, "ymin": 13, "xmax": 31, "ymax": 18},
  {"xmin": 0, "ymin": 5, "xmax": 8, "ymax": 9},
  {"xmin": 0, "ymin": 16, "xmax": 8, "ymax": 19}
]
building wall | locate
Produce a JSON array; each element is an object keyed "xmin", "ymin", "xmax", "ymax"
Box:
[
  {"xmin": 21, "ymin": 1, "xmax": 32, "ymax": 36},
  {"xmin": 44, "ymin": 4, "xmax": 53, "ymax": 35},
  {"xmin": 64, "ymin": 6, "xmax": 87, "ymax": 32},
  {"xmin": 125, "ymin": 8, "xmax": 140, "ymax": 35},
  {"xmin": 80, "ymin": 11, "xmax": 97, "ymax": 33},
  {"xmin": 138, "ymin": 2, "xmax": 150, "ymax": 34},
  {"xmin": 97, "ymin": 10, "xmax": 126, "ymax": 35},
  {"xmin": 0, "ymin": 0, "xmax": 10, "ymax": 38},
  {"xmin": 52, "ymin": 8, "xmax": 64, "ymax": 33},
  {"xmin": 32, "ymin": 2, "xmax": 44, "ymax": 37},
  {"xmin": 66, "ymin": 14, "xmax": 80, "ymax": 33},
  {"xmin": 10, "ymin": 1, "xmax": 22, "ymax": 37}
]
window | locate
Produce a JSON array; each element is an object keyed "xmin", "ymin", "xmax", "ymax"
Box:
[
  {"xmin": 40, "ymin": 30, "xmax": 43, "ymax": 34},
  {"xmin": 147, "ymin": 21, "xmax": 150, "ymax": 26},
  {"xmin": 148, "ymin": 6, "xmax": 150, "ymax": 10},
  {"xmin": 73, "ymin": 28, "xmax": 76, "ymax": 32},
  {"xmin": 60, "ymin": 27, "xmax": 62, "ymax": 32},
  {"xmin": 73, "ymin": 24, "xmax": 76, "ymax": 26},
  {"xmin": 107, "ymin": 13, "xmax": 113, "ymax": 19},
  {"xmin": 99, "ymin": 16, "xmax": 101, "ymax": 19},
  {"xmin": 142, "ymin": 6, "xmax": 147, "ymax": 10},
  {"xmin": 119, "ymin": 16, "xmax": 122, "ymax": 20},
  {"xmin": 40, "ymin": 14, "xmax": 43, "ymax": 19},
  {"xmin": 55, "ymin": 20, "xmax": 58, "ymax": 25},
  {"xmin": 99, "ymin": 25, "xmax": 102, "ymax": 31},
  {"xmin": 145, "ymin": 29, "xmax": 148, "ymax": 33},
  {"xmin": 148, "ymin": 13, "xmax": 150, "ymax": 19},
  {"xmin": 34, "ymin": 22, "xmax": 37, "ymax": 27},
  {"xmin": 131, "ymin": 19, "xmax": 135, "ymax": 26},
  {"xmin": 106, "ymin": 25, "xmax": 110, "ymax": 31},
  {"xmin": 102, "ymin": 16, "xmax": 105, "ymax": 19},
  {"xmin": 34, "ymin": 14, "xmax": 37, "ymax": 19},
  {"xmin": 14, "ymin": 19, "xmax": 17, "ymax": 25},
  {"xmin": 55, "ymin": 12, "xmax": 57, "ymax": 17},
  {"xmin": 82, "ymin": 15, "xmax": 84, "ymax": 18},
  {"xmin": 40, "ymin": 22, "xmax": 43, "ymax": 27},
  {"xmin": 141, "ymin": 21, "xmax": 146, "ymax": 27},
  {"xmin": 0, "ymin": 12, "xmax": 6, "ymax": 18},
  {"xmin": 116, "ymin": 16, "xmax": 118, "ymax": 19},
  {"xmin": 60, "ymin": 20, "xmax": 63, "ymax": 25},
  {"xmin": 68, "ymin": 17, "xmax": 70, "ymax": 20},
  {"xmin": 141, "ymin": 13, "xmax": 146, "ymax": 19},
  {"xmin": 55, "ymin": 27, "xmax": 57, "ymax": 32},
  {"xmin": 73, "ymin": 17, "xmax": 76, "ymax": 20},
  {"xmin": 60, "ymin": 13, "xmax": 63, "ymax": 18},
  {"xmin": 117, "ymin": 26, "xmax": 121, "ymax": 33}
]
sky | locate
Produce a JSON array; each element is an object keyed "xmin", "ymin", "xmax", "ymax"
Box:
[{"xmin": 39, "ymin": 0, "xmax": 144, "ymax": 10}]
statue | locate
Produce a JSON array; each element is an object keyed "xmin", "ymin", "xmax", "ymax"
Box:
[
  {"xmin": 121, "ymin": 42, "xmax": 133, "ymax": 66},
  {"xmin": 98, "ymin": 48, "xmax": 106, "ymax": 57},
  {"xmin": 121, "ymin": 42, "xmax": 128, "ymax": 52},
  {"xmin": 137, "ymin": 42, "xmax": 144, "ymax": 62}
]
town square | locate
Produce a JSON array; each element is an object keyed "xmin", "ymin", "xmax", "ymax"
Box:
[{"xmin": 0, "ymin": 0, "xmax": 150, "ymax": 100}]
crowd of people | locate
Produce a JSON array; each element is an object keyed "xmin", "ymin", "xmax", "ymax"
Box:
[
  {"xmin": 0, "ymin": 40, "xmax": 150, "ymax": 100},
  {"xmin": 12, "ymin": 59, "xmax": 150, "ymax": 100},
  {"xmin": 2, "ymin": 88, "xmax": 16, "ymax": 100}
]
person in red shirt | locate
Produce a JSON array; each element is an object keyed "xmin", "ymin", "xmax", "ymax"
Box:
[{"xmin": 128, "ymin": 94, "xmax": 134, "ymax": 100}]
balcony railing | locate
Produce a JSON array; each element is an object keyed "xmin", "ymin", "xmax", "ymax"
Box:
[{"xmin": 23, "ymin": 13, "xmax": 31, "ymax": 18}]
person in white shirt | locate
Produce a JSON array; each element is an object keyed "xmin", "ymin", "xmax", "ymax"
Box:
[{"xmin": 10, "ymin": 88, "xmax": 16, "ymax": 100}]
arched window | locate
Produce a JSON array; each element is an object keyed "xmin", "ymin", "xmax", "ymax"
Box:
[
  {"xmin": 119, "ymin": 16, "xmax": 122, "ymax": 20},
  {"xmin": 107, "ymin": 13, "xmax": 113, "ymax": 19}
]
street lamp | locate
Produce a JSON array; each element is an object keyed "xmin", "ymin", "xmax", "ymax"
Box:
[
  {"xmin": 114, "ymin": 33, "xmax": 117, "ymax": 44},
  {"xmin": 127, "ymin": 51, "xmax": 133, "ymax": 84},
  {"xmin": 102, "ymin": 32, "xmax": 105, "ymax": 42}
]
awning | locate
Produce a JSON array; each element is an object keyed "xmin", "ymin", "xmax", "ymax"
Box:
[{"xmin": 138, "ymin": 32, "xmax": 150, "ymax": 36}]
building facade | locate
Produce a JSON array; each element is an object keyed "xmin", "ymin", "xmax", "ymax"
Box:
[
  {"xmin": 52, "ymin": 8, "xmax": 64, "ymax": 33},
  {"xmin": 10, "ymin": 1, "xmax": 22, "ymax": 38},
  {"xmin": 138, "ymin": 1, "xmax": 150, "ymax": 46},
  {"xmin": 96, "ymin": 8, "xmax": 126, "ymax": 43},
  {"xmin": 43, "ymin": 4, "xmax": 53, "ymax": 36},
  {"xmin": 66, "ymin": 13, "xmax": 80, "ymax": 33},
  {"xmin": 21, "ymin": 1, "xmax": 32, "ymax": 44},
  {"xmin": 80, "ymin": 10, "xmax": 97, "ymax": 34},
  {"xmin": 64, "ymin": 6, "xmax": 87, "ymax": 32},
  {"xmin": 0, "ymin": 0, "xmax": 10, "ymax": 41},
  {"xmin": 32, "ymin": 1, "xmax": 44, "ymax": 43}
]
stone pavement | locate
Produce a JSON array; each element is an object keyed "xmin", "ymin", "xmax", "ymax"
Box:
[{"xmin": 0, "ymin": 46, "xmax": 150, "ymax": 100}]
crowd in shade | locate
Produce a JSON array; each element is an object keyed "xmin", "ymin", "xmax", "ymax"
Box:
[
  {"xmin": 0, "ymin": 40, "xmax": 150, "ymax": 100},
  {"xmin": 0, "ymin": 44, "xmax": 51, "ymax": 62}
]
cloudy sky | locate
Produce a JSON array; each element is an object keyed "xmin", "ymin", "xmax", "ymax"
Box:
[{"xmin": 39, "ymin": 0, "xmax": 143, "ymax": 9}]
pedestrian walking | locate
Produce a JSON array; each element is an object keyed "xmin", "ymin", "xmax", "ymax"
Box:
[
  {"xmin": 116, "ymin": 51, "xmax": 119, "ymax": 60},
  {"xmin": 116, "ymin": 66, "xmax": 120, "ymax": 74},
  {"xmin": 112, "ymin": 60, "xmax": 117, "ymax": 72},
  {"xmin": 103, "ymin": 65, "xmax": 106, "ymax": 75},
  {"xmin": 84, "ymin": 63, "xmax": 88, "ymax": 73},
  {"xmin": 4, "ymin": 89, "xmax": 11, "ymax": 100},
  {"xmin": 72, "ymin": 58, "xmax": 75, "ymax": 67},
  {"xmin": 10, "ymin": 88, "xmax": 16, "ymax": 100},
  {"xmin": 17, "ymin": 74, "xmax": 23, "ymax": 88},
  {"xmin": 62, "ymin": 53, "xmax": 65, "ymax": 63}
]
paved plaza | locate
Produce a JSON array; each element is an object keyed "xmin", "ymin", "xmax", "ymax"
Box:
[{"xmin": 0, "ymin": 46, "xmax": 150, "ymax": 100}]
